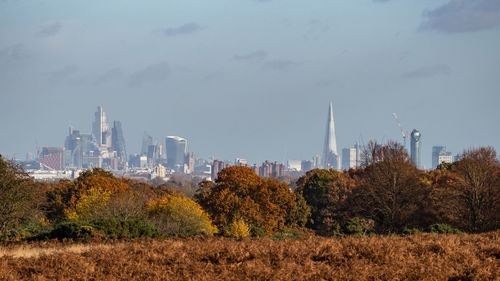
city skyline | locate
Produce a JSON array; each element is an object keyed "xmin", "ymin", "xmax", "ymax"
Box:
[
  {"xmin": 4, "ymin": 104, "xmax": 493, "ymax": 171},
  {"xmin": 1, "ymin": 0, "xmax": 499, "ymax": 168}
]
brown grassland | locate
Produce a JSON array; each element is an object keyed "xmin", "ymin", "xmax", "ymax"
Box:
[{"xmin": 0, "ymin": 231, "xmax": 498, "ymax": 281}]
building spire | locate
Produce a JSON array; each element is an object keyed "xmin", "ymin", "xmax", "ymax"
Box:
[{"xmin": 323, "ymin": 102, "xmax": 339, "ymax": 170}]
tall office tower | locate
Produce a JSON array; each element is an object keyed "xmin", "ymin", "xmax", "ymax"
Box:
[
  {"xmin": 313, "ymin": 155, "xmax": 321, "ymax": 169},
  {"xmin": 165, "ymin": 136, "xmax": 187, "ymax": 172},
  {"xmin": 342, "ymin": 145, "xmax": 362, "ymax": 170},
  {"xmin": 92, "ymin": 106, "xmax": 111, "ymax": 147},
  {"xmin": 111, "ymin": 121, "xmax": 127, "ymax": 169},
  {"xmin": 410, "ymin": 129, "xmax": 422, "ymax": 169},
  {"xmin": 323, "ymin": 102, "xmax": 339, "ymax": 170},
  {"xmin": 432, "ymin": 146, "xmax": 453, "ymax": 169},
  {"xmin": 141, "ymin": 133, "xmax": 153, "ymax": 155}
]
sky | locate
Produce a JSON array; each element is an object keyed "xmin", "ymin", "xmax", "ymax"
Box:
[{"xmin": 1, "ymin": 0, "xmax": 499, "ymax": 169}]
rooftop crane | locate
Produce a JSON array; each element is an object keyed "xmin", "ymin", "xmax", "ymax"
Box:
[{"xmin": 392, "ymin": 113, "xmax": 409, "ymax": 148}]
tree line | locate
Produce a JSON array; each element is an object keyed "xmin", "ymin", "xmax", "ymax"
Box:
[{"xmin": 0, "ymin": 143, "xmax": 498, "ymax": 240}]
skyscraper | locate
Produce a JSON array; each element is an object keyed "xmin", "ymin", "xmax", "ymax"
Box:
[
  {"xmin": 432, "ymin": 146, "xmax": 453, "ymax": 169},
  {"xmin": 323, "ymin": 102, "xmax": 339, "ymax": 170},
  {"xmin": 410, "ymin": 129, "xmax": 422, "ymax": 169},
  {"xmin": 141, "ymin": 132, "xmax": 153, "ymax": 156},
  {"xmin": 342, "ymin": 144, "xmax": 362, "ymax": 170},
  {"xmin": 92, "ymin": 105, "xmax": 111, "ymax": 147},
  {"xmin": 111, "ymin": 121, "xmax": 127, "ymax": 169},
  {"xmin": 165, "ymin": 136, "xmax": 187, "ymax": 172}
]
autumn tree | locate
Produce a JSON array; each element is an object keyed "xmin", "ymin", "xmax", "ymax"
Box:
[
  {"xmin": 148, "ymin": 194, "xmax": 217, "ymax": 235},
  {"xmin": 350, "ymin": 141, "xmax": 432, "ymax": 233},
  {"xmin": 196, "ymin": 166, "xmax": 309, "ymax": 235},
  {"xmin": 427, "ymin": 168, "xmax": 462, "ymax": 227},
  {"xmin": 46, "ymin": 168, "xmax": 132, "ymax": 221},
  {"xmin": 449, "ymin": 147, "xmax": 500, "ymax": 232}
]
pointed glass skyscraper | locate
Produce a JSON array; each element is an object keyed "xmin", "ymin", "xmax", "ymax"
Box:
[{"xmin": 323, "ymin": 102, "xmax": 339, "ymax": 170}]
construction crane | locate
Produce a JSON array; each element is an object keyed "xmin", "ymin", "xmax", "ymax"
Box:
[{"xmin": 392, "ymin": 113, "xmax": 409, "ymax": 148}]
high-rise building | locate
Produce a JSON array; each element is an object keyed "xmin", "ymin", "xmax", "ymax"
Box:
[
  {"xmin": 165, "ymin": 136, "xmax": 187, "ymax": 172},
  {"xmin": 342, "ymin": 145, "xmax": 362, "ymax": 170},
  {"xmin": 141, "ymin": 133, "xmax": 153, "ymax": 156},
  {"xmin": 313, "ymin": 154, "xmax": 321, "ymax": 169},
  {"xmin": 432, "ymin": 146, "xmax": 453, "ymax": 169},
  {"xmin": 259, "ymin": 161, "xmax": 285, "ymax": 178},
  {"xmin": 111, "ymin": 121, "xmax": 127, "ymax": 169},
  {"xmin": 211, "ymin": 160, "xmax": 230, "ymax": 180},
  {"xmin": 92, "ymin": 106, "xmax": 111, "ymax": 147},
  {"xmin": 301, "ymin": 160, "xmax": 313, "ymax": 172},
  {"xmin": 410, "ymin": 129, "xmax": 422, "ymax": 169},
  {"xmin": 323, "ymin": 102, "xmax": 339, "ymax": 170}
]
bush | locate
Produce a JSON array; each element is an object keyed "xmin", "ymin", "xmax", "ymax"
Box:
[
  {"xmin": 248, "ymin": 224, "xmax": 265, "ymax": 238},
  {"xmin": 91, "ymin": 218, "xmax": 158, "ymax": 239},
  {"xmin": 428, "ymin": 224, "xmax": 461, "ymax": 234},
  {"xmin": 50, "ymin": 221, "xmax": 95, "ymax": 239},
  {"xmin": 49, "ymin": 218, "xmax": 158, "ymax": 240},
  {"xmin": 343, "ymin": 217, "xmax": 375, "ymax": 236},
  {"xmin": 225, "ymin": 219, "xmax": 251, "ymax": 239},
  {"xmin": 402, "ymin": 227, "xmax": 423, "ymax": 235},
  {"xmin": 148, "ymin": 194, "xmax": 217, "ymax": 236}
]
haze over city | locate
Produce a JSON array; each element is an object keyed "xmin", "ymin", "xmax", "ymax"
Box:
[{"xmin": 1, "ymin": 0, "xmax": 499, "ymax": 169}]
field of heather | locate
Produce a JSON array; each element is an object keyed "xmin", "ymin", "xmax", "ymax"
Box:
[{"xmin": 0, "ymin": 231, "xmax": 498, "ymax": 281}]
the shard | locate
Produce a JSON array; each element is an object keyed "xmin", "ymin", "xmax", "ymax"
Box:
[{"xmin": 323, "ymin": 102, "xmax": 339, "ymax": 170}]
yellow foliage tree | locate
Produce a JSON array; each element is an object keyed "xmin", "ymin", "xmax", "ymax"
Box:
[
  {"xmin": 225, "ymin": 218, "xmax": 250, "ymax": 238},
  {"xmin": 64, "ymin": 168, "xmax": 131, "ymax": 220},
  {"xmin": 148, "ymin": 194, "xmax": 217, "ymax": 235}
]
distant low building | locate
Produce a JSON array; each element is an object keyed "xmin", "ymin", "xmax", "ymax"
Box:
[
  {"xmin": 38, "ymin": 147, "xmax": 65, "ymax": 170},
  {"xmin": 287, "ymin": 160, "xmax": 302, "ymax": 172}
]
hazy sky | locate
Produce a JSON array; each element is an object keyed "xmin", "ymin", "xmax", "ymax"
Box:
[{"xmin": 1, "ymin": 0, "xmax": 499, "ymax": 168}]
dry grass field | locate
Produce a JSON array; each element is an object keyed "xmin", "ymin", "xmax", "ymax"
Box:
[{"xmin": 0, "ymin": 231, "xmax": 498, "ymax": 281}]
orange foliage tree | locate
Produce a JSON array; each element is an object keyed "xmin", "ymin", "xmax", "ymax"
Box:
[
  {"xmin": 450, "ymin": 147, "xmax": 500, "ymax": 232},
  {"xmin": 349, "ymin": 142, "xmax": 432, "ymax": 233},
  {"xmin": 196, "ymin": 166, "xmax": 309, "ymax": 235}
]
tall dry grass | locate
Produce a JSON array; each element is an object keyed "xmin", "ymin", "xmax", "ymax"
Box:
[{"xmin": 0, "ymin": 231, "xmax": 498, "ymax": 280}]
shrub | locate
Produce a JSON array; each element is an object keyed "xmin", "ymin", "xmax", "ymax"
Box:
[
  {"xmin": 148, "ymin": 194, "xmax": 217, "ymax": 236},
  {"xmin": 50, "ymin": 221, "xmax": 95, "ymax": 239},
  {"xmin": 343, "ymin": 217, "xmax": 375, "ymax": 236},
  {"xmin": 49, "ymin": 218, "xmax": 158, "ymax": 240},
  {"xmin": 91, "ymin": 218, "xmax": 158, "ymax": 239},
  {"xmin": 402, "ymin": 227, "xmax": 423, "ymax": 235},
  {"xmin": 248, "ymin": 224, "xmax": 265, "ymax": 238},
  {"xmin": 428, "ymin": 223, "xmax": 461, "ymax": 234},
  {"xmin": 225, "ymin": 219, "xmax": 251, "ymax": 238}
]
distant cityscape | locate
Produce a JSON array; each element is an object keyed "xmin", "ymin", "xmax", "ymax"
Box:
[{"xmin": 13, "ymin": 104, "xmax": 455, "ymax": 181}]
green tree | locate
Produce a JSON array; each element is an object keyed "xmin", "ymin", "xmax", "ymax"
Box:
[
  {"xmin": 0, "ymin": 155, "xmax": 40, "ymax": 237},
  {"xmin": 296, "ymin": 169, "xmax": 352, "ymax": 235}
]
